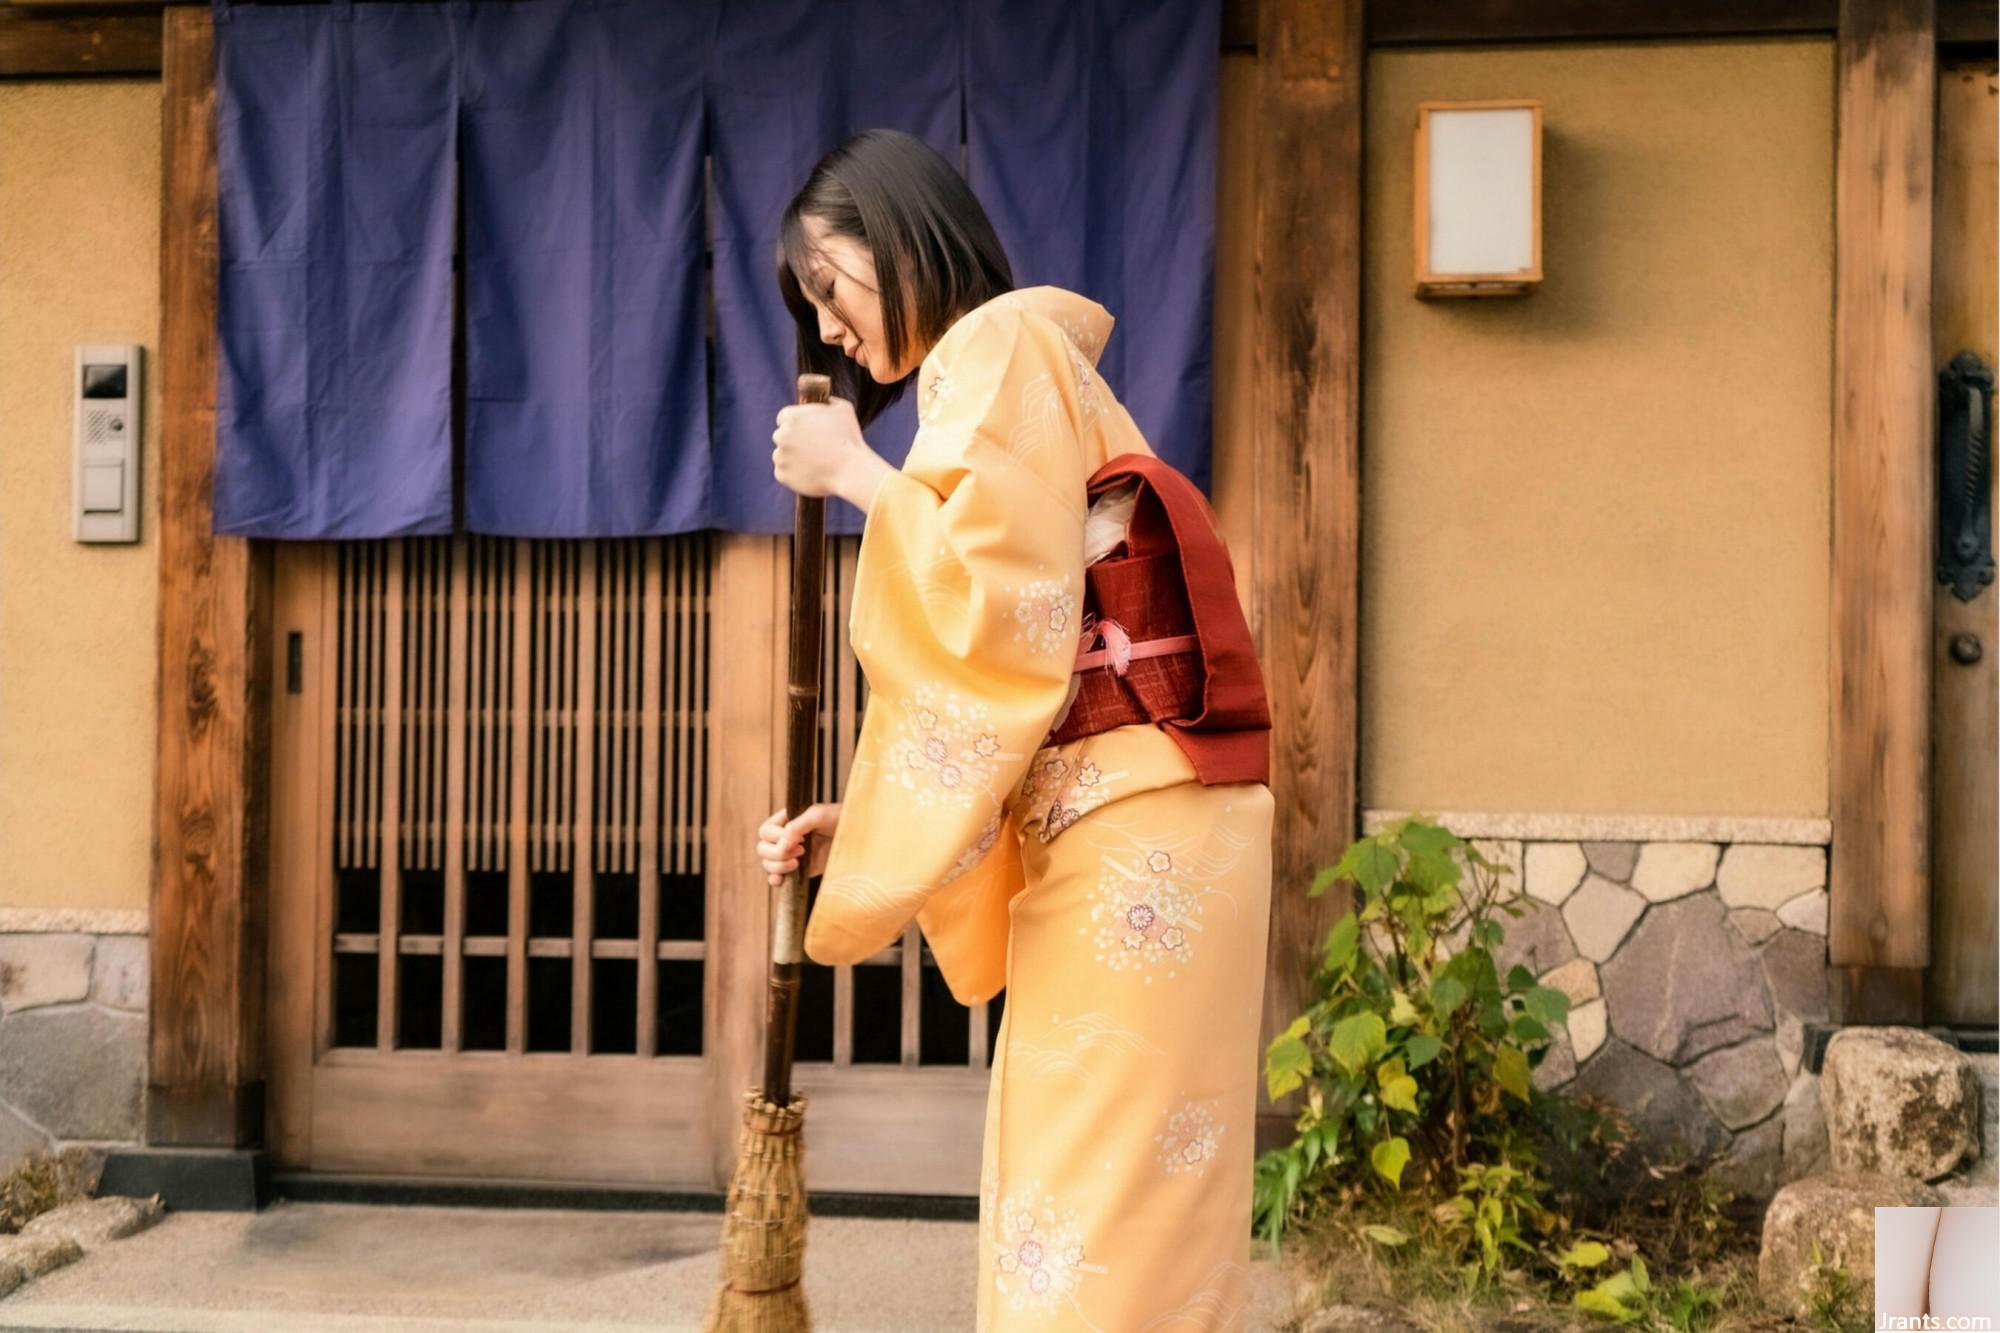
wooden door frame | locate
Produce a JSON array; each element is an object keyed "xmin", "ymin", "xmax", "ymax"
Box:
[{"xmin": 141, "ymin": 0, "xmax": 1975, "ymax": 1194}]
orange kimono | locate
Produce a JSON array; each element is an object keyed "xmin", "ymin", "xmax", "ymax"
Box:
[{"xmin": 803, "ymin": 285, "xmax": 1274, "ymax": 1331}]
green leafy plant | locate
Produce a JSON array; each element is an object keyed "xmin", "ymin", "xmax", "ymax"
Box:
[
  {"xmin": 1802, "ymin": 1239, "xmax": 1869, "ymax": 1333},
  {"xmin": 1563, "ymin": 1249, "xmax": 1725, "ymax": 1331},
  {"xmin": 1251, "ymin": 815, "xmax": 1572, "ymax": 1250}
]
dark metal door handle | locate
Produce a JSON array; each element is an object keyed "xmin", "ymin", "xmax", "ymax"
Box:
[{"xmin": 1938, "ymin": 351, "xmax": 1996, "ymax": 602}]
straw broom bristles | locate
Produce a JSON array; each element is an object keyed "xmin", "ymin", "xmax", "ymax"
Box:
[{"xmin": 702, "ymin": 1089, "xmax": 812, "ymax": 1330}]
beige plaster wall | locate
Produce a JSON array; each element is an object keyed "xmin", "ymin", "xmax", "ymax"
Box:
[
  {"xmin": 0, "ymin": 81, "xmax": 162, "ymax": 912},
  {"xmin": 1361, "ymin": 39, "xmax": 1834, "ymax": 819}
]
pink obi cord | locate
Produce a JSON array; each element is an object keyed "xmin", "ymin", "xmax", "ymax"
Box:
[{"xmin": 1071, "ymin": 615, "xmax": 1198, "ymax": 676}]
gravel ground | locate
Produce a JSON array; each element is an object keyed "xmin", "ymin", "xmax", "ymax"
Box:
[{"xmin": 0, "ymin": 1200, "xmax": 979, "ymax": 1331}]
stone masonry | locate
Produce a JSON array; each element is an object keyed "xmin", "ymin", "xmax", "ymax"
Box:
[
  {"xmin": 0, "ymin": 932, "xmax": 147, "ymax": 1171},
  {"xmin": 1455, "ymin": 837, "xmax": 1831, "ymax": 1197}
]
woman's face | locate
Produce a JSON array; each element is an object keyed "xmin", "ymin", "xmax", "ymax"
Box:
[{"xmin": 799, "ymin": 215, "xmax": 922, "ymax": 383}]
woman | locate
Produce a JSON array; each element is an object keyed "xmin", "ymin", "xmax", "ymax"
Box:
[{"xmin": 757, "ymin": 128, "xmax": 1274, "ymax": 1331}]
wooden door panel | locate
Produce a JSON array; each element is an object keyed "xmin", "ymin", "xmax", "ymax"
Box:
[
  {"xmin": 270, "ymin": 532, "xmax": 1002, "ymax": 1194},
  {"xmin": 1927, "ymin": 59, "xmax": 1999, "ymax": 1027}
]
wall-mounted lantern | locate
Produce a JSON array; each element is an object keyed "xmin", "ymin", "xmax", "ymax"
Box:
[{"xmin": 1414, "ymin": 99, "xmax": 1542, "ymax": 298}]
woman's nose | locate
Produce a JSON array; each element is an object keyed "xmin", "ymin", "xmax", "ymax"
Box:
[{"xmin": 817, "ymin": 310, "xmax": 844, "ymax": 345}]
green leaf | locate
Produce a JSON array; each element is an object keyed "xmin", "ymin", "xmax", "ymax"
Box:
[
  {"xmin": 1397, "ymin": 821, "xmax": 1462, "ymax": 856},
  {"xmin": 1575, "ymin": 1288, "xmax": 1641, "ymax": 1322},
  {"xmin": 1557, "ymin": 1240, "xmax": 1612, "ymax": 1269},
  {"xmin": 1360, "ymin": 1224, "xmax": 1410, "ymax": 1246},
  {"xmin": 1405, "ymin": 848, "xmax": 1461, "ymax": 894},
  {"xmin": 1321, "ymin": 912, "xmax": 1359, "ymax": 971},
  {"xmin": 1524, "ymin": 984, "xmax": 1572, "ymax": 1027},
  {"xmin": 1376, "ymin": 1057, "xmax": 1420, "ymax": 1114},
  {"xmin": 1387, "ymin": 988, "xmax": 1420, "ymax": 1026},
  {"xmin": 1511, "ymin": 1014, "xmax": 1550, "ymax": 1044},
  {"xmin": 1326, "ymin": 1012, "xmax": 1387, "ymax": 1075},
  {"xmin": 1308, "ymin": 865, "xmax": 1344, "ymax": 899},
  {"xmin": 1505, "ymin": 963, "xmax": 1537, "ymax": 992},
  {"xmin": 1370, "ymin": 1136, "xmax": 1411, "ymax": 1188},
  {"xmin": 1492, "ymin": 1045, "xmax": 1532, "ymax": 1103},
  {"xmin": 1266, "ymin": 1035, "xmax": 1312, "ymax": 1100},
  {"xmin": 1430, "ymin": 975, "xmax": 1469, "ymax": 1015},
  {"xmin": 1404, "ymin": 1033, "xmax": 1444, "ymax": 1069},
  {"xmin": 1341, "ymin": 838, "xmax": 1400, "ymax": 896}
]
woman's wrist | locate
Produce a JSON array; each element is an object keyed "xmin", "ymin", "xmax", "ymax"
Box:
[{"xmin": 841, "ymin": 448, "xmax": 894, "ymax": 517}]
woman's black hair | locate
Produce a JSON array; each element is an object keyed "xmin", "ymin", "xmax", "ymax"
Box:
[{"xmin": 777, "ymin": 128, "xmax": 1014, "ymax": 428}]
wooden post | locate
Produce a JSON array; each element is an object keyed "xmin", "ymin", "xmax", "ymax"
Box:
[
  {"xmin": 150, "ymin": 4, "xmax": 273, "ymax": 1147},
  {"xmin": 1828, "ymin": 0, "xmax": 1937, "ymax": 1024},
  {"xmin": 1249, "ymin": 0, "xmax": 1364, "ymax": 1151}
]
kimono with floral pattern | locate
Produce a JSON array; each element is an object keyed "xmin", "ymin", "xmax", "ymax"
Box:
[{"xmin": 804, "ymin": 285, "xmax": 1273, "ymax": 1331}]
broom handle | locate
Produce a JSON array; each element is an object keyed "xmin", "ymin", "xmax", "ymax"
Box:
[{"xmin": 764, "ymin": 372, "xmax": 833, "ymax": 1106}]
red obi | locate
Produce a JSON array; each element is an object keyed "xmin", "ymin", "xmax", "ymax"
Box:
[{"xmin": 1045, "ymin": 453, "xmax": 1271, "ymax": 786}]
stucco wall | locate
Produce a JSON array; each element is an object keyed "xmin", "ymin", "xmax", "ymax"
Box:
[
  {"xmin": 0, "ymin": 81, "xmax": 162, "ymax": 916},
  {"xmin": 1361, "ymin": 39, "xmax": 1834, "ymax": 821}
]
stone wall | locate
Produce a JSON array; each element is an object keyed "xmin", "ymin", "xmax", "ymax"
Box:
[
  {"xmin": 0, "ymin": 926, "xmax": 147, "ymax": 1172},
  {"xmin": 1386, "ymin": 823, "xmax": 1835, "ymax": 1199}
]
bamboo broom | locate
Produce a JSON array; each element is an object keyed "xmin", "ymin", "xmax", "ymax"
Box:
[{"xmin": 702, "ymin": 371, "xmax": 833, "ymax": 1332}]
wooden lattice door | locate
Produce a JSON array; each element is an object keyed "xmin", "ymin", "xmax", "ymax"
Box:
[{"xmin": 267, "ymin": 533, "xmax": 1003, "ymax": 1193}]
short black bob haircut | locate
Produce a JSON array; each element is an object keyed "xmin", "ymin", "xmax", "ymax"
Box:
[{"xmin": 777, "ymin": 129, "xmax": 1015, "ymax": 429}]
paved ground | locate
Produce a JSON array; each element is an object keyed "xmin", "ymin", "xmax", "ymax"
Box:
[{"xmin": 0, "ymin": 1200, "xmax": 1304, "ymax": 1331}]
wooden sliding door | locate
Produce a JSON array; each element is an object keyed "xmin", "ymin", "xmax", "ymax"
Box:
[{"xmin": 266, "ymin": 533, "xmax": 1001, "ymax": 1193}]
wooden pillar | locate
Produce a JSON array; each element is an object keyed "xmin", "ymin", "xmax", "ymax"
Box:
[
  {"xmin": 150, "ymin": 4, "xmax": 273, "ymax": 1147},
  {"xmin": 1249, "ymin": 0, "xmax": 1364, "ymax": 1150},
  {"xmin": 1828, "ymin": 0, "xmax": 1936, "ymax": 1024}
]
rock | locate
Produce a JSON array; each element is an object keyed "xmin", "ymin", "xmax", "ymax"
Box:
[
  {"xmin": 1776, "ymin": 889, "xmax": 1828, "ymax": 935},
  {"xmin": 1716, "ymin": 844, "xmax": 1825, "ymax": 911},
  {"xmin": 1728, "ymin": 908, "xmax": 1783, "ymax": 946},
  {"xmin": 1760, "ymin": 929, "xmax": 1829, "ymax": 1021},
  {"xmin": 1581, "ymin": 841, "xmax": 1639, "ymax": 882},
  {"xmin": 1758, "ymin": 1172, "xmax": 1943, "ymax": 1320},
  {"xmin": 1540, "ymin": 957, "xmax": 1600, "ymax": 1005},
  {"xmin": 1568, "ymin": 999, "xmax": 1608, "ymax": 1061},
  {"xmin": 1567, "ymin": 1038, "xmax": 1728, "ymax": 1161},
  {"xmin": 1562, "ymin": 875, "xmax": 1646, "ymax": 962},
  {"xmin": 1602, "ymin": 894, "xmax": 1773, "ymax": 1063},
  {"xmin": 0, "ymin": 1233, "xmax": 81, "ymax": 1278},
  {"xmin": 0, "ymin": 1006, "xmax": 144, "ymax": 1140},
  {"xmin": 1821, "ymin": 1028, "xmax": 1981, "ymax": 1181},
  {"xmin": 1631, "ymin": 842, "xmax": 1720, "ymax": 902},
  {"xmin": 0, "ymin": 935, "xmax": 93, "ymax": 1013},
  {"xmin": 1687, "ymin": 1039, "xmax": 1788, "ymax": 1129},
  {"xmin": 20, "ymin": 1194, "xmax": 162, "ymax": 1246},
  {"xmin": 0, "ymin": 1101, "xmax": 52, "ymax": 1173},
  {"xmin": 1534, "ymin": 1021, "xmax": 1576, "ymax": 1091},
  {"xmin": 1493, "ymin": 901, "xmax": 1577, "ymax": 981},
  {"xmin": 0, "ymin": 1259, "xmax": 21, "ymax": 1298},
  {"xmin": 89, "ymin": 934, "xmax": 148, "ymax": 1012},
  {"xmin": 1713, "ymin": 1115, "xmax": 1784, "ymax": 1199},
  {"xmin": 1524, "ymin": 843, "xmax": 1587, "ymax": 905},
  {"xmin": 1781, "ymin": 1072, "xmax": 1830, "ymax": 1181}
]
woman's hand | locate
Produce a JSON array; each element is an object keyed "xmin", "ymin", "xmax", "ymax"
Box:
[
  {"xmin": 756, "ymin": 803, "xmax": 841, "ymax": 886},
  {"xmin": 771, "ymin": 398, "xmax": 893, "ymax": 512}
]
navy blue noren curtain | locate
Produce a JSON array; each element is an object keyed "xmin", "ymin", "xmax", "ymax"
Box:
[{"xmin": 212, "ymin": 0, "xmax": 1218, "ymax": 539}]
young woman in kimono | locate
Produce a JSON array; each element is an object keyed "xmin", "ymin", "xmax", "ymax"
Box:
[{"xmin": 758, "ymin": 129, "xmax": 1274, "ymax": 1331}]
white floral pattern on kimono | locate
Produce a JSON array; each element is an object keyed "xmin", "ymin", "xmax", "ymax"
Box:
[
  {"xmin": 1155, "ymin": 1099, "xmax": 1223, "ymax": 1177},
  {"xmin": 1092, "ymin": 848, "xmax": 1201, "ymax": 976},
  {"xmin": 992, "ymin": 1183, "xmax": 1109, "ymax": 1315}
]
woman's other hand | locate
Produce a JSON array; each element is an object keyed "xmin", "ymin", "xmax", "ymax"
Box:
[
  {"xmin": 756, "ymin": 803, "xmax": 841, "ymax": 886},
  {"xmin": 771, "ymin": 398, "xmax": 892, "ymax": 511}
]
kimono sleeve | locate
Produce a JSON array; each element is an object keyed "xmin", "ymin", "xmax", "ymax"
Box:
[{"xmin": 802, "ymin": 304, "xmax": 1088, "ymax": 985}]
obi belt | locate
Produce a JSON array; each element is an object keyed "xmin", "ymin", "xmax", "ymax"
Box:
[{"xmin": 1045, "ymin": 452, "xmax": 1272, "ymax": 787}]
